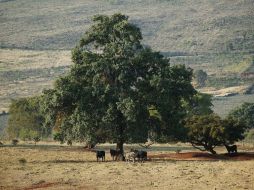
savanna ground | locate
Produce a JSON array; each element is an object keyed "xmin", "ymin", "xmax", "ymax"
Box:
[{"xmin": 0, "ymin": 142, "xmax": 254, "ymax": 190}]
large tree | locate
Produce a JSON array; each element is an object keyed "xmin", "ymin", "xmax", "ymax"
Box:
[{"xmin": 42, "ymin": 14, "xmax": 196, "ymax": 153}]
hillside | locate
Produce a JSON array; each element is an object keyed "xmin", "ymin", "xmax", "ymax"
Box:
[
  {"xmin": 1, "ymin": 0, "xmax": 254, "ymax": 53},
  {"xmin": 0, "ymin": 0, "xmax": 254, "ymax": 115}
]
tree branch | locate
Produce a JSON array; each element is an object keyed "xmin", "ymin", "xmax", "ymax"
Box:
[
  {"xmin": 190, "ymin": 142, "xmax": 206, "ymax": 152},
  {"xmin": 138, "ymin": 142, "xmax": 154, "ymax": 149}
]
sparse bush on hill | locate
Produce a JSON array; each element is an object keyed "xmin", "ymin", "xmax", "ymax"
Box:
[{"xmin": 194, "ymin": 69, "xmax": 207, "ymax": 88}]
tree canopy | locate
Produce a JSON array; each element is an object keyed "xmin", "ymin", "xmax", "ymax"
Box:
[
  {"xmin": 184, "ymin": 92, "xmax": 213, "ymax": 116},
  {"xmin": 228, "ymin": 102, "xmax": 254, "ymax": 129},
  {"xmin": 184, "ymin": 114, "xmax": 246, "ymax": 154},
  {"xmin": 42, "ymin": 14, "xmax": 196, "ymax": 152}
]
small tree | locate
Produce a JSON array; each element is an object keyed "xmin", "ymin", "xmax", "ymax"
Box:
[
  {"xmin": 33, "ymin": 136, "xmax": 40, "ymax": 145},
  {"xmin": 67, "ymin": 140, "xmax": 72, "ymax": 146},
  {"xmin": 12, "ymin": 139, "xmax": 19, "ymax": 146},
  {"xmin": 185, "ymin": 114, "xmax": 224, "ymax": 154},
  {"xmin": 194, "ymin": 69, "xmax": 207, "ymax": 88},
  {"xmin": 185, "ymin": 114, "xmax": 246, "ymax": 154}
]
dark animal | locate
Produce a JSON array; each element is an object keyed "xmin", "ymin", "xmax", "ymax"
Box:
[
  {"xmin": 110, "ymin": 149, "xmax": 121, "ymax": 161},
  {"xmin": 131, "ymin": 149, "xmax": 147, "ymax": 162},
  {"xmin": 225, "ymin": 144, "xmax": 237, "ymax": 154},
  {"xmin": 96, "ymin": 150, "xmax": 105, "ymax": 162}
]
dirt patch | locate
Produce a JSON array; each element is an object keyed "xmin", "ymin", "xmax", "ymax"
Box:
[
  {"xmin": 148, "ymin": 152, "xmax": 254, "ymax": 161},
  {"xmin": 21, "ymin": 181, "xmax": 60, "ymax": 190}
]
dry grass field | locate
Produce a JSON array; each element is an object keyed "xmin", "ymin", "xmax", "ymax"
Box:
[{"xmin": 0, "ymin": 143, "xmax": 254, "ymax": 190}]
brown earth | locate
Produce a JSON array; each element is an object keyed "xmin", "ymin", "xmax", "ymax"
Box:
[
  {"xmin": 149, "ymin": 152, "xmax": 254, "ymax": 161},
  {"xmin": 0, "ymin": 144, "xmax": 254, "ymax": 190}
]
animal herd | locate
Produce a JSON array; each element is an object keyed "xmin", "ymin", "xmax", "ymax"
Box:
[
  {"xmin": 95, "ymin": 144, "xmax": 238, "ymax": 162},
  {"xmin": 96, "ymin": 148, "xmax": 148, "ymax": 162}
]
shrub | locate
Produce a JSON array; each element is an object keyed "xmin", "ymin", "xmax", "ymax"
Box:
[
  {"xmin": 33, "ymin": 136, "xmax": 40, "ymax": 145},
  {"xmin": 18, "ymin": 158, "xmax": 27, "ymax": 164},
  {"xmin": 12, "ymin": 139, "xmax": 19, "ymax": 145}
]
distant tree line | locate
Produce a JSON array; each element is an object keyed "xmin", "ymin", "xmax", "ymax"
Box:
[{"xmin": 7, "ymin": 96, "xmax": 50, "ymax": 141}]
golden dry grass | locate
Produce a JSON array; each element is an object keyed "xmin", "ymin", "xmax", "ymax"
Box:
[{"xmin": 0, "ymin": 144, "xmax": 253, "ymax": 190}]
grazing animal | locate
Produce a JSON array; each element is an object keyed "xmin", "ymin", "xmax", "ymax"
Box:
[
  {"xmin": 96, "ymin": 150, "xmax": 105, "ymax": 162},
  {"xmin": 130, "ymin": 149, "xmax": 147, "ymax": 162},
  {"xmin": 125, "ymin": 152, "xmax": 137, "ymax": 163},
  {"xmin": 225, "ymin": 144, "xmax": 237, "ymax": 154},
  {"xmin": 110, "ymin": 149, "xmax": 121, "ymax": 161}
]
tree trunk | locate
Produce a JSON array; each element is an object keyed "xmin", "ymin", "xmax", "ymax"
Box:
[
  {"xmin": 115, "ymin": 112, "xmax": 126, "ymax": 160},
  {"xmin": 206, "ymin": 146, "xmax": 217, "ymax": 154},
  {"xmin": 116, "ymin": 141, "xmax": 124, "ymax": 155}
]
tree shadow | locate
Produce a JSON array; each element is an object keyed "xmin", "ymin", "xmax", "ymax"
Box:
[{"xmin": 43, "ymin": 160, "xmax": 115, "ymax": 164}]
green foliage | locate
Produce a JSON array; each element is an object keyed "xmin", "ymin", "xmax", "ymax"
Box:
[
  {"xmin": 245, "ymin": 129, "xmax": 254, "ymax": 140},
  {"xmin": 223, "ymin": 117, "xmax": 246, "ymax": 144},
  {"xmin": 184, "ymin": 93, "xmax": 213, "ymax": 116},
  {"xmin": 185, "ymin": 114, "xmax": 246, "ymax": 154},
  {"xmin": 194, "ymin": 69, "xmax": 207, "ymax": 88},
  {"xmin": 33, "ymin": 136, "xmax": 40, "ymax": 145},
  {"xmin": 53, "ymin": 132, "xmax": 64, "ymax": 144},
  {"xmin": 19, "ymin": 128, "xmax": 39, "ymax": 141},
  {"xmin": 43, "ymin": 14, "xmax": 196, "ymax": 152},
  {"xmin": 185, "ymin": 114, "xmax": 223, "ymax": 154},
  {"xmin": 7, "ymin": 96, "xmax": 47, "ymax": 139},
  {"xmin": 228, "ymin": 102, "xmax": 254, "ymax": 129}
]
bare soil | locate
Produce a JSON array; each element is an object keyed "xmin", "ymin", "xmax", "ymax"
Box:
[
  {"xmin": 149, "ymin": 152, "xmax": 254, "ymax": 161},
  {"xmin": 0, "ymin": 144, "xmax": 254, "ymax": 190}
]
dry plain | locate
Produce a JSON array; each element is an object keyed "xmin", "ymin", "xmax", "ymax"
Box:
[{"xmin": 0, "ymin": 143, "xmax": 254, "ymax": 190}]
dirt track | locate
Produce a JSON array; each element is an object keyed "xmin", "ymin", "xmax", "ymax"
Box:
[{"xmin": 0, "ymin": 144, "xmax": 254, "ymax": 190}]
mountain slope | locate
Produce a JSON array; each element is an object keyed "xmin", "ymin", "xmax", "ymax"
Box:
[{"xmin": 1, "ymin": 0, "xmax": 253, "ymax": 53}]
